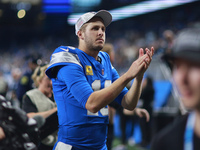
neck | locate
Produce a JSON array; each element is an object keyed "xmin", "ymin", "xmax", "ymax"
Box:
[
  {"xmin": 38, "ymin": 86, "xmax": 46, "ymax": 96},
  {"xmin": 78, "ymin": 45, "xmax": 99, "ymax": 60}
]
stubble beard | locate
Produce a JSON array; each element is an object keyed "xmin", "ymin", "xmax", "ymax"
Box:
[
  {"xmin": 85, "ymin": 35, "xmax": 104, "ymax": 52},
  {"xmin": 93, "ymin": 45, "xmax": 103, "ymax": 51},
  {"xmin": 87, "ymin": 41, "xmax": 103, "ymax": 52}
]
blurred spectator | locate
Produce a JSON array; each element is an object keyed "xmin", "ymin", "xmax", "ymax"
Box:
[
  {"xmin": 16, "ymin": 53, "xmax": 42, "ymax": 106},
  {"xmin": 22, "ymin": 64, "xmax": 57, "ymax": 150},
  {"xmin": 163, "ymin": 29, "xmax": 175, "ymax": 54},
  {"xmin": 0, "ymin": 95, "xmax": 39, "ymax": 150},
  {"xmin": 6, "ymin": 68, "xmax": 22, "ymax": 108},
  {"xmin": 0, "ymin": 71, "xmax": 8, "ymax": 97},
  {"xmin": 151, "ymin": 27, "xmax": 200, "ymax": 150},
  {"xmin": 102, "ymin": 43, "xmax": 151, "ymax": 150},
  {"xmin": 138, "ymin": 75, "xmax": 155, "ymax": 147},
  {"xmin": 101, "ymin": 43, "xmax": 116, "ymax": 150},
  {"xmin": 114, "ymin": 106, "xmax": 150, "ymax": 150},
  {"xmin": 115, "ymin": 76, "xmax": 152, "ymax": 150}
]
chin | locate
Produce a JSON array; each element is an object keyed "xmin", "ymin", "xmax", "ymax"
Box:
[
  {"xmin": 94, "ymin": 45, "xmax": 103, "ymax": 51},
  {"xmin": 182, "ymin": 98, "xmax": 198, "ymax": 110}
]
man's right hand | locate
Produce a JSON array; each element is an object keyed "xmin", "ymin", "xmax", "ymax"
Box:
[{"xmin": 125, "ymin": 47, "xmax": 154, "ymax": 81}]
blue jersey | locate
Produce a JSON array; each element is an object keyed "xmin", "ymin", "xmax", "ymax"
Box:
[{"xmin": 46, "ymin": 46, "xmax": 128, "ymax": 150}]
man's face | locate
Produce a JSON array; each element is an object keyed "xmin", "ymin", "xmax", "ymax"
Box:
[
  {"xmin": 82, "ymin": 17, "xmax": 106, "ymax": 51},
  {"xmin": 172, "ymin": 58, "xmax": 200, "ymax": 110}
]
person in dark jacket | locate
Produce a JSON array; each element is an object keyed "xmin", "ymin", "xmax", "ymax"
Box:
[
  {"xmin": 151, "ymin": 27, "xmax": 200, "ymax": 150},
  {"xmin": 16, "ymin": 54, "xmax": 41, "ymax": 106}
]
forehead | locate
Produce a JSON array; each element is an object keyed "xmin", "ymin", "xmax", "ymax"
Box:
[{"xmin": 173, "ymin": 58, "xmax": 200, "ymax": 66}]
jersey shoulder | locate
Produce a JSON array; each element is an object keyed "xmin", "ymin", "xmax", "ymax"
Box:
[
  {"xmin": 53, "ymin": 46, "xmax": 77, "ymax": 54},
  {"xmin": 46, "ymin": 46, "xmax": 82, "ymax": 79}
]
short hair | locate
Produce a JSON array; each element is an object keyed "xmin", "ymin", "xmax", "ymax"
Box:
[
  {"xmin": 77, "ymin": 23, "xmax": 88, "ymax": 42},
  {"xmin": 79, "ymin": 23, "xmax": 88, "ymax": 34}
]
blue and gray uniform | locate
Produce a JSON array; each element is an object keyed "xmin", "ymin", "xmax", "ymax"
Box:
[{"xmin": 46, "ymin": 46, "xmax": 128, "ymax": 150}]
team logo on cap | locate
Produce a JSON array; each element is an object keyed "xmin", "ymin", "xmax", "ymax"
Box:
[{"xmin": 85, "ymin": 65, "xmax": 93, "ymax": 75}]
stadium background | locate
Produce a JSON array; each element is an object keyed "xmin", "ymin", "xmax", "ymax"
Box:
[{"xmin": 0, "ymin": 0, "xmax": 200, "ymax": 150}]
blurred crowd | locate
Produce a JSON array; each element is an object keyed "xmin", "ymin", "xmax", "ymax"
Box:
[{"xmin": 1, "ymin": 21, "xmax": 200, "ymax": 102}]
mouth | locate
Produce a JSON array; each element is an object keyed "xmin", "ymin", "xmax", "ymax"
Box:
[
  {"xmin": 181, "ymin": 89, "xmax": 193, "ymax": 99},
  {"xmin": 96, "ymin": 38, "xmax": 104, "ymax": 42}
]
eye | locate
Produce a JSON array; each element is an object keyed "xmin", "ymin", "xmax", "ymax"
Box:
[
  {"xmin": 93, "ymin": 26, "xmax": 99, "ymax": 30},
  {"xmin": 173, "ymin": 61, "xmax": 181, "ymax": 70},
  {"xmin": 101, "ymin": 27, "xmax": 105, "ymax": 32}
]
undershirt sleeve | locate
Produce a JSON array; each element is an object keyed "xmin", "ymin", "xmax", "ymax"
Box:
[{"xmin": 57, "ymin": 64, "xmax": 93, "ymax": 108}]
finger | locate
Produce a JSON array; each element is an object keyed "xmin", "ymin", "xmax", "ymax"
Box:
[
  {"xmin": 144, "ymin": 56, "xmax": 151, "ymax": 66},
  {"xmin": 146, "ymin": 114, "xmax": 150, "ymax": 122},
  {"xmin": 145, "ymin": 48, "xmax": 149, "ymax": 53},
  {"xmin": 144, "ymin": 58, "xmax": 149, "ymax": 66},
  {"xmin": 137, "ymin": 112, "xmax": 143, "ymax": 118},
  {"xmin": 144, "ymin": 48, "xmax": 152, "ymax": 66},
  {"xmin": 139, "ymin": 48, "xmax": 144, "ymax": 57},
  {"xmin": 144, "ymin": 110, "xmax": 150, "ymax": 122},
  {"xmin": 133, "ymin": 54, "xmax": 150, "ymax": 72},
  {"xmin": 151, "ymin": 47, "xmax": 155, "ymax": 56},
  {"xmin": 145, "ymin": 48, "xmax": 152, "ymax": 59},
  {"xmin": 136, "ymin": 54, "xmax": 149, "ymax": 65}
]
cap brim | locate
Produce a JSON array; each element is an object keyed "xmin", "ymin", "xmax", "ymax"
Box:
[
  {"xmin": 162, "ymin": 50, "xmax": 200, "ymax": 63},
  {"xmin": 93, "ymin": 10, "xmax": 112, "ymax": 27}
]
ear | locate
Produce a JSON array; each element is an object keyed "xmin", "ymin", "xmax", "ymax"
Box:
[
  {"xmin": 77, "ymin": 30, "xmax": 84, "ymax": 40},
  {"xmin": 38, "ymin": 78, "xmax": 43, "ymax": 85}
]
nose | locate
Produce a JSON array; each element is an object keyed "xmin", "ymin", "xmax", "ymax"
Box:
[{"xmin": 98, "ymin": 28, "xmax": 104, "ymax": 36}]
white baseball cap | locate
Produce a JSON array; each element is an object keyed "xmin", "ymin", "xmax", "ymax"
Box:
[{"xmin": 75, "ymin": 10, "xmax": 112, "ymax": 35}]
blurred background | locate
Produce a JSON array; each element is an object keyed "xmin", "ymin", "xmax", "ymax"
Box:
[{"xmin": 0, "ymin": 0, "xmax": 200, "ymax": 150}]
